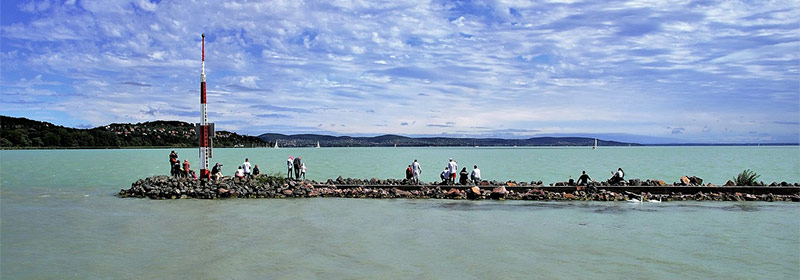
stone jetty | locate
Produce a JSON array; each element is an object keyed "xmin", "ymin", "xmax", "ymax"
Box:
[{"xmin": 120, "ymin": 175, "xmax": 800, "ymax": 202}]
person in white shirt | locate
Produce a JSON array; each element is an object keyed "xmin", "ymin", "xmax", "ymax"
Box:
[
  {"xmin": 300, "ymin": 163, "xmax": 307, "ymax": 180},
  {"xmin": 241, "ymin": 158, "xmax": 252, "ymax": 178},
  {"xmin": 471, "ymin": 165, "xmax": 481, "ymax": 184},
  {"xmin": 412, "ymin": 159, "xmax": 422, "ymax": 184},
  {"xmin": 440, "ymin": 167, "xmax": 450, "ymax": 184},
  {"xmin": 447, "ymin": 158, "xmax": 458, "ymax": 184},
  {"xmin": 235, "ymin": 166, "xmax": 245, "ymax": 178},
  {"xmin": 609, "ymin": 167, "xmax": 625, "ymax": 185}
]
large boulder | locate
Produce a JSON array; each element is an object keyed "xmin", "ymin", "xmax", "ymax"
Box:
[
  {"xmin": 490, "ymin": 186, "xmax": 508, "ymax": 199},
  {"xmin": 467, "ymin": 186, "xmax": 481, "ymax": 200},
  {"xmin": 689, "ymin": 176, "xmax": 703, "ymax": 186}
]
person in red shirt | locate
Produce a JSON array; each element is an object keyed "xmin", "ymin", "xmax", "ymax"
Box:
[{"xmin": 183, "ymin": 159, "xmax": 190, "ymax": 178}]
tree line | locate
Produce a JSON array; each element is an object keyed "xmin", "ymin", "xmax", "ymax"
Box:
[{"xmin": 0, "ymin": 116, "xmax": 265, "ymax": 148}]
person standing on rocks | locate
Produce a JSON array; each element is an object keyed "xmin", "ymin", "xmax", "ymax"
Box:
[
  {"xmin": 242, "ymin": 158, "xmax": 252, "ymax": 178},
  {"xmin": 169, "ymin": 151, "xmax": 178, "ymax": 176},
  {"xmin": 412, "ymin": 159, "xmax": 422, "ymax": 184},
  {"xmin": 300, "ymin": 162, "xmax": 307, "ymax": 180},
  {"xmin": 447, "ymin": 158, "xmax": 458, "ymax": 184},
  {"xmin": 471, "ymin": 165, "xmax": 481, "ymax": 184},
  {"xmin": 182, "ymin": 159, "xmax": 191, "ymax": 178},
  {"xmin": 287, "ymin": 156, "xmax": 294, "ymax": 179},
  {"xmin": 293, "ymin": 156, "xmax": 302, "ymax": 180}
]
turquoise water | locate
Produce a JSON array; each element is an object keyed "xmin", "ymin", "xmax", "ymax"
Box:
[{"xmin": 1, "ymin": 147, "xmax": 799, "ymax": 279}]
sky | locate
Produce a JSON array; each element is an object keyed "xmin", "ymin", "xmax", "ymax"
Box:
[{"xmin": 1, "ymin": 0, "xmax": 798, "ymax": 144}]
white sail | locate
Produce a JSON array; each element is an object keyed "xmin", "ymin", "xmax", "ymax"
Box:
[
  {"xmin": 316, "ymin": 141, "xmax": 320, "ymax": 148},
  {"xmin": 274, "ymin": 141, "xmax": 279, "ymax": 149},
  {"xmin": 593, "ymin": 138, "xmax": 597, "ymax": 150}
]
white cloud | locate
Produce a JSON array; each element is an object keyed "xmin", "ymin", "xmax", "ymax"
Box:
[{"xmin": 0, "ymin": 0, "xmax": 797, "ymax": 142}]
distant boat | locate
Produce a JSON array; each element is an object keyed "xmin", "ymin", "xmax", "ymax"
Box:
[
  {"xmin": 592, "ymin": 138, "xmax": 597, "ymax": 150},
  {"xmin": 316, "ymin": 141, "xmax": 320, "ymax": 148},
  {"xmin": 274, "ymin": 141, "xmax": 279, "ymax": 149}
]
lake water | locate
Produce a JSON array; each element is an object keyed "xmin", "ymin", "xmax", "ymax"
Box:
[{"xmin": 1, "ymin": 147, "xmax": 799, "ymax": 279}]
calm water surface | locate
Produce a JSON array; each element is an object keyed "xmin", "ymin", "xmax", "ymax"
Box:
[{"xmin": 1, "ymin": 147, "xmax": 799, "ymax": 279}]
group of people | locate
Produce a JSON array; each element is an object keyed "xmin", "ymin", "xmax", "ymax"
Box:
[
  {"xmin": 405, "ymin": 159, "xmax": 423, "ymax": 183},
  {"xmin": 208, "ymin": 159, "xmax": 260, "ymax": 180},
  {"xmin": 234, "ymin": 158, "xmax": 260, "ymax": 179},
  {"xmin": 168, "ymin": 151, "xmax": 197, "ymax": 179},
  {"xmin": 404, "ymin": 158, "xmax": 482, "ymax": 185},
  {"xmin": 572, "ymin": 168, "xmax": 625, "ymax": 186},
  {"xmin": 286, "ymin": 156, "xmax": 307, "ymax": 180},
  {"xmin": 169, "ymin": 151, "xmax": 260, "ymax": 181}
]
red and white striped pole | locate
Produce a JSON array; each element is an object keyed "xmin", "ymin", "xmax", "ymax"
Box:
[{"xmin": 198, "ymin": 33, "xmax": 213, "ymax": 179}]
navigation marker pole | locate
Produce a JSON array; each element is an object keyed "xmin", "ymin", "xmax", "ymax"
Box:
[{"xmin": 197, "ymin": 33, "xmax": 214, "ymax": 179}]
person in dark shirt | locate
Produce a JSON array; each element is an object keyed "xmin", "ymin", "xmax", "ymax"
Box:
[
  {"xmin": 406, "ymin": 165, "xmax": 413, "ymax": 180},
  {"xmin": 459, "ymin": 167, "xmax": 469, "ymax": 185},
  {"xmin": 252, "ymin": 165, "xmax": 260, "ymax": 177},
  {"xmin": 211, "ymin": 163, "xmax": 222, "ymax": 180},
  {"xmin": 169, "ymin": 151, "xmax": 179, "ymax": 177},
  {"xmin": 293, "ymin": 156, "xmax": 302, "ymax": 180},
  {"xmin": 577, "ymin": 171, "xmax": 593, "ymax": 186}
]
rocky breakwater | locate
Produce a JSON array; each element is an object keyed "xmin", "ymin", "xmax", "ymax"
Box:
[{"xmin": 120, "ymin": 176, "xmax": 800, "ymax": 202}]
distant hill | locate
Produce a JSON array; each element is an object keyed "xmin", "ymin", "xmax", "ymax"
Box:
[
  {"xmin": 0, "ymin": 116, "xmax": 264, "ymax": 148},
  {"xmin": 259, "ymin": 133, "xmax": 638, "ymax": 147},
  {"xmin": 0, "ymin": 115, "xmax": 640, "ymax": 148}
]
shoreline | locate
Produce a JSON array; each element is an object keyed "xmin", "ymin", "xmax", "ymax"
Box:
[
  {"xmin": 4, "ymin": 144, "xmax": 800, "ymax": 150},
  {"xmin": 120, "ymin": 176, "xmax": 800, "ymax": 202}
]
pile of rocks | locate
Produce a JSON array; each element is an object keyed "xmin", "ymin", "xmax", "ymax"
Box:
[{"xmin": 120, "ymin": 176, "xmax": 800, "ymax": 202}]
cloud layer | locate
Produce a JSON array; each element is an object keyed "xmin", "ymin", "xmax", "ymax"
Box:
[{"xmin": 1, "ymin": 0, "xmax": 798, "ymax": 143}]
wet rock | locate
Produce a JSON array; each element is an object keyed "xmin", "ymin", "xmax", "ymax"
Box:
[
  {"xmin": 445, "ymin": 188, "xmax": 462, "ymax": 198},
  {"xmin": 467, "ymin": 186, "xmax": 481, "ymax": 200},
  {"xmin": 490, "ymin": 186, "xmax": 508, "ymax": 200}
]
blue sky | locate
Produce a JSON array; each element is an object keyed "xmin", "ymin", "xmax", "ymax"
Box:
[{"xmin": 1, "ymin": 0, "xmax": 798, "ymax": 143}]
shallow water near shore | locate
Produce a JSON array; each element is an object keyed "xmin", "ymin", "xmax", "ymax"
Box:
[{"xmin": 2, "ymin": 147, "xmax": 799, "ymax": 278}]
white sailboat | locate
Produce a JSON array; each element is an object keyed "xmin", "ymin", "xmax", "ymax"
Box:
[
  {"xmin": 316, "ymin": 141, "xmax": 320, "ymax": 148},
  {"xmin": 274, "ymin": 141, "xmax": 279, "ymax": 149},
  {"xmin": 592, "ymin": 138, "xmax": 597, "ymax": 150}
]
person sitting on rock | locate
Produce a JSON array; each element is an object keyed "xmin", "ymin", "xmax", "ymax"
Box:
[
  {"xmin": 471, "ymin": 165, "xmax": 481, "ymax": 184},
  {"xmin": 211, "ymin": 163, "xmax": 223, "ymax": 180},
  {"xmin": 608, "ymin": 168, "xmax": 624, "ymax": 185},
  {"xmin": 235, "ymin": 166, "xmax": 245, "ymax": 178},
  {"xmin": 440, "ymin": 167, "xmax": 450, "ymax": 184},
  {"xmin": 406, "ymin": 165, "xmax": 413, "ymax": 181},
  {"xmin": 252, "ymin": 165, "xmax": 260, "ymax": 177},
  {"xmin": 577, "ymin": 171, "xmax": 593, "ymax": 186},
  {"xmin": 459, "ymin": 167, "xmax": 469, "ymax": 185}
]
